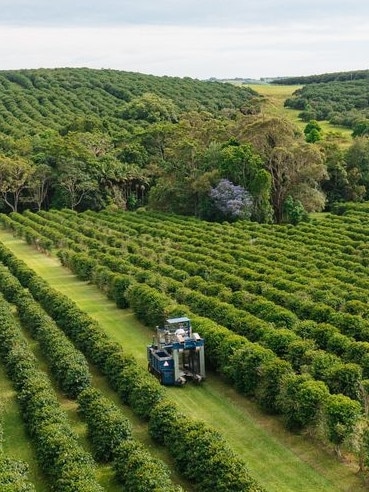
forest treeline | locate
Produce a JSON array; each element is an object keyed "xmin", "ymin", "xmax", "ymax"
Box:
[
  {"xmin": 0, "ymin": 67, "xmax": 368, "ymax": 223},
  {"xmin": 272, "ymin": 69, "xmax": 369, "ymax": 85}
]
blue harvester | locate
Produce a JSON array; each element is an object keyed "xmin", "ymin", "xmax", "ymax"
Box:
[{"xmin": 147, "ymin": 317, "xmax": 205, "ymax": 385}]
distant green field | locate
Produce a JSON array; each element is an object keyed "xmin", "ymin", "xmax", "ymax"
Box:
[{"xmin": 247, "ymin": 84, "xmax": 353, "ymax": 146}]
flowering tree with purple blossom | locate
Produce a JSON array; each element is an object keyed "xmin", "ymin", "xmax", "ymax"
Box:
[{"xmin": 209, "ymin": 179, "xmax": 253, "ymax": 220}]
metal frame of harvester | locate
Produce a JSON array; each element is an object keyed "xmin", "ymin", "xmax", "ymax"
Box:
[{"xmin": 147, "ymin": 317, "xmax": 205, "ymax": 385}]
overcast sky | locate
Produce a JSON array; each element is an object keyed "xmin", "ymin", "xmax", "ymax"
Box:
[{"xmin": 0, "ymin": 0, "xmax": 368, "ymax": 79}]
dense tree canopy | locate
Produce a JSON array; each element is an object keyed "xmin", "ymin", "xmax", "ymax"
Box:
[
  {"xmin": 0, "ymin": 67, "xmax": 367, "ymax": 223},
  {"xmin": 0, "ymin": 155, "xmax": 33, "ymax": 212},
  {"xmin": 273, "ymin": 69, "xmax": 369, "ymax": 85},
  {"xmin": 236, "ymin": 117, "xmax": 327, "ymax": 221}
]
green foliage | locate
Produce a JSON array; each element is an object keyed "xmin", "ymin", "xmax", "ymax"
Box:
[
  {"xmin": 0, "ymin": 154, "xmax": 33, "ymax": 212},
  {"xmin": 345, "ymin": 137, "xmax": 369, "ymax": 200},
  {"xmin": 0, "ymin": 456, "xmax": 35, "ymax": 491},
  {"xmin": 125, "ymin": 283, "xmax": 177, "ymax": 327},
  {"xmin": 0, "ymin": 226, "xmax": 268, "ymax": 490},
  {"xmin": 8, "ymin": 204, "xmax": 369, "ymax": 480},
  {"xmin": 361, "ymin": 425, "xmax": 369, "ymax": 470},
  {"xmin": 149, "ymin": 401, "xmax": 264, "ymax": 492},
  {"xmin": 3, "ymin": 66, "xmax": 368, "ymax": 219},
  {"xmin": 68, "ymin": 252, "xmax": 97, "ymax": 281},
  {"xmin": 284, "ymin": 78, "xmax": 369, "ymax": 129},
  {"xmin": 113, "ymin": 440, "xmax": 181, "ymax": 492},
  {"xmin": 275, "ymin": 69, "xmax": 369, "ymax": 85},
  {"xmin": 115, "ymin": 364, "xmax": 165, "ymax": 420},
  {"xmin": 148, "ymin": 399, "xmax": 182, "ymax": 444},
  {"xmin": 0, "ymin": 296, "xmax": 102, "ymax": 491},
  {"xmin": 283, "ymin": 195, "xmax": 309, "ymax": 225},
  {"xmin": 227, "ymin": 344, "xmax": 275, "ymax": 395},
  {"xmin": 278, "ymin": 374, "xmax": 330, "ymax": 430},
  {"xmin": 304, "ymin": 120, "xmax": 323, "ymax": 143},
  {"xmin": 0, "ymin": 68, "xmax": 254, "ymax": 135},
  {"xmin": 0, "ymin": 67, "xmax": 262, "ymax": 215},
  {"xmin": 111, "ymin": 273, "xmax": 131, "ymax": 308},
  {"xmin": 325, "ymin": 394, "xmax": 362, "ymax": 446},
  {"xmin": 320, "ymin": 141, "xmax": 350, "ymax": 207},
  {"xmin": 255, "ymin": 358, "xmax": 294, "ymax": 413},
  {"xmin": 216, "ymin": 140, "xmax": 272, "ymax": 221},
  {"xmin": 326, "ymin": 363, "xmax": 363, "ymax": 401},
  {"xmin": 120, "ymin": 92, "xmax": 179, "ymax": 123},
  {"xmin": 287, "ymin": 339, "xmax": 317, "ymax": 371},
  {"xmin": 77, "ymin": 387, "xmax": 132, "ymax": 462},
  {"xmin": 260, "ymin": 328, "xmax": 300, "ymax": 358},
  {"xmin": 352, "ymin": 119, "xmax": 369, "ymax": 138},
  {"xmin": 241, "ymin": 117, "xmax": 327, "ymax": 222}
]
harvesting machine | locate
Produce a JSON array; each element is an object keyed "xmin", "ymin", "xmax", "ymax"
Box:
[{"xmin": 147, "ymin": 317, "xmax": 205, "ymax": 386}]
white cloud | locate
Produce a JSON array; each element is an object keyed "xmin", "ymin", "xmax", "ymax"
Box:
[
  {"xmin": 0, "ymin": 14, "xmax": 368, "ymax": 79},
  {"xmin": 1, "ymin": 0, "xmax": 368, "ymax": 28}
]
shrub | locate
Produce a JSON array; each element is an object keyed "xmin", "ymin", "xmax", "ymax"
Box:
[
  {"xmin": 0, "ymin": 455, "xmax": 35, "ymax": 491},
  {"xmin": 324, "ymin": 394, "xmax": 362, "ymax": 449},
  {"xmin": 278, "ymin": 374, "xmax": 330, "ymax": 430},
  {"xmin": 125, "ymin": 283, "xmax": 176, "ymax": 327},
  {"xmin": 149, "ymin": 400, "xmax": 264, "ymax": 492},
  {"xmin": 113, "ymin": 440, "xmax": 180, "ymax": 492},
  {"xmin": 77, "ymin": 387, "xmax": 132, "ymax": 462},
  {"xmin": 226, "ymin": 344, "xmax": 275, "ymax": 395}
]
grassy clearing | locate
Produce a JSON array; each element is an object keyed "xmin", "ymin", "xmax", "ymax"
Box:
[
  {"xmin": 247, "ymin": 84, "xmax": 353, "ymax": 147},
  {"xmin": 247, "ymin": 83, "xmax": 304, "ymax": 129},
  {"xmin": 0, "ymin": 230, "xmax": 367, "ymax": 492}
]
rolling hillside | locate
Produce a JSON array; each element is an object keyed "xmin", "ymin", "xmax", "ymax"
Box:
[{"xmin": 0, "ymin": 67, "xmax": 256, "ymax": 138}]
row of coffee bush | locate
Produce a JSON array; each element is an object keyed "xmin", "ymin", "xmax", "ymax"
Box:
[
  {"xmin": 0, "ymin": 242, "xmax": 263, "ymax": 491},
  {"xmin": 0, "ymin": 261, "xmax": 181, "ymax": 491},
  {"xmin": 0, "ymin": 295, "xmax": 104, "ymax": 491}
]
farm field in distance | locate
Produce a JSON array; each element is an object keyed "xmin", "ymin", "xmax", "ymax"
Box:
[
  {"xmin": 247, "ymin": 83, "xmax": 353, "ymax": 146},
  {"xmin": 2, "ymin": 205, "xmax": 369, "ymax": 491}
]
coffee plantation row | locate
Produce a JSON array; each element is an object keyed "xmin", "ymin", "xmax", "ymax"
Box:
[
  {"xmin": 0, "ymin": 254, "xmax": 182, "ymax": 491},
  {"xmin": 0, "ymin": 236, "xmax": 263, "ymax": 491},
  {"xmin": 3, "ymin": 206, "xmax": 369, "ymax": 472},
  {"xmin": 0, "ymin": 68, "xmax": 254, "ymax": 140}
]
